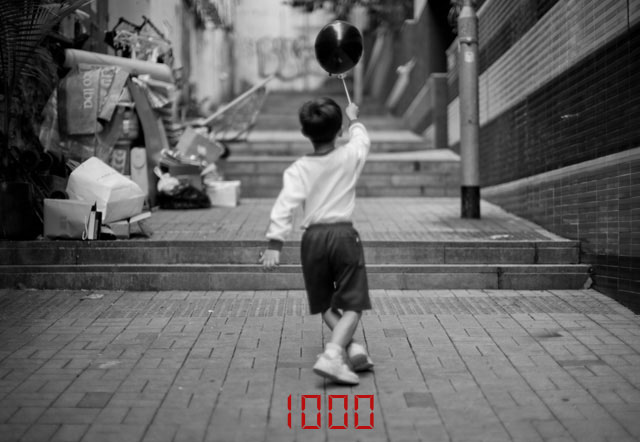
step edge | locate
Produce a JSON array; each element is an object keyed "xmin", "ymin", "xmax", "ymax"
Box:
[
  {"xmin": 1, "ymin": 263, "xmax": 592, "ymax": 272},
  {"xmin": 1, "ymin": 239, "xmax": 582, "ymax": 248}
]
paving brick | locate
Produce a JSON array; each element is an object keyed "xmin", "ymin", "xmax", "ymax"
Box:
[
  {"xmin": 77, "ymin": 392, "xmax": 113, "ymax": 409},
  {"xmin": 38, "ymin": 408, "xmax": 100, "ymax": 425},
  {"xmin": 8, "ymin": 407, "xmax": 46, "ymax": 424},
  {"xmin": 0, "ymin": 424, "xmax": 28, "ymax": 442},
  {"xmin": 80, "ymin": 423, "xmax": 147, "ymax": 442},
  {"xmin": 94, "ymin": 406, "xmax": 128, "ymax": 424},
  {"xmin": 18, "ymin": 423, "xmax": 59, "ymax": 442},
  {"xmin": 502, "ymin": 421, "xmax": 545, "ymax": 442},
  {"xmin": 0, "ymin": 288, "xmax": 637, "ymax": 441},
  {"xmin": 4, "ymin": 392, "xmax": 57, "ymax": 408},
  {"xmin": 51, "ymin": 424, "xmax": 89, "ymax": 442}
]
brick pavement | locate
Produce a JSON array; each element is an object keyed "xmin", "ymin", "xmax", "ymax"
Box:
[
  {"xmin": 144, "ymin": 198, "xmax": 565, "ymax": 242},
  {"xmin": 0, "ymin": 288, "xmax": 638, "ymax": 442}
]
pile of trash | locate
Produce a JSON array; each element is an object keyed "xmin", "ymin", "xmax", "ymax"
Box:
[
  {"xmin": 44, "ymin": 156, "xmax": 149, "ymax": 240},
  {"xmin": 36, "ymin": 16, "xmax": 241, "ymax": 241},
  {"xmin": 155, "ymin": 127, "xmax": 239, "ymax": 210}
]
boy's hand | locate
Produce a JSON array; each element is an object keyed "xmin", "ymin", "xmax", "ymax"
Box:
[
  {"xmin": 259, "ymin": 249, "xmax": 280, "ymax": 269},
  {"xmin": 345, "ymin": 102, "xmax": 359, "ymax": 121}
]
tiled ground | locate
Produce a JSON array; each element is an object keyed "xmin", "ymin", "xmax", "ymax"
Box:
[
  {"xmin": 0, "ymin": 288, "xmax": 638, "ymax": 442},
  {"xmin": 144, "ymin": 198, "xmax": 564, "ymax": 242}
]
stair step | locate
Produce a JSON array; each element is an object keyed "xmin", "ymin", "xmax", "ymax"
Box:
[
  {"xmin": 254, "ymin": 115, "xmax": 406, "ymax": 131},
  {"xmin": 228, "ymin": 130, "xmax": 428, "ymax": 156},
  {"xmin": 220, "ymin": 150, "xmax": 461, "ymax": 198},
  {"xmin": 3, "ymin": 240, "xmax": 580, "ymax": 265},
  {"xmin": 0, "ymin": 264, "xmax": 591, "ymax": 291}
]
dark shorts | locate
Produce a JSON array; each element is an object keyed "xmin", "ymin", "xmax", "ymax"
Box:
[{"xmin": 300, "ymin": 222, "xmax": 371, "ymax": 315}]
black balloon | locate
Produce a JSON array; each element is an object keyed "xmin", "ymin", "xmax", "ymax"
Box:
[{"xmin": 314, "ymin": 20, "xmax": 363, "ymax": 75}]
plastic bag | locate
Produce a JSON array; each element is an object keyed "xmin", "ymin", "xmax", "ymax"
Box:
[
  {"xmin": 157, "ymin": 182, "xmax": 211, "ymax": 210},
  {"xmin": 66, "ymin": 157, "xmax": 145, "ymax": 222}
]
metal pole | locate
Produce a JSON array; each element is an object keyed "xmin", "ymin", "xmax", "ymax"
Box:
[
  {"xmin": 351, "ymin": 4, "xmax": 367, "ymax": 104},
  {"xmin": 458, "ymin": 0, "xmax": 480, "ymax": 218},
  {"xmin": 338, "ymin": 74, "xmax": 352, "ymax": 104}
]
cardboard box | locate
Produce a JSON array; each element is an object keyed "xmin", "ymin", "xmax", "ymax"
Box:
[
  {"xmin": 159, "ymin": 157, "xmax": 201, "ymax": 176},
  {"xmin": 44, "ymin": 199, "xmax": 93, "ymax": 239},
  {"xmin": 206, "ymin": 180, "xmax": 241, "ymax": 207},
  {"xmin": 108, "ymin": 212, "xmax": 152, "ymax": 239},
  {"xmin": 129, "ymin": 79, "xmax": 168, "ymax": 207},
  {"xmin": 176, "ymin": 126, "xmax": 224, "ymax": 163}
]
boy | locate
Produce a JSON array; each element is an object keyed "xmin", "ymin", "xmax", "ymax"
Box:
[{"xmin": 260, "ymin": 97, "xmax": 373, "ymax": 385}]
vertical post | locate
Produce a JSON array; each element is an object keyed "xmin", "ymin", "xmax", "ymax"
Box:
[
  {"xmin": 350, "ymin": 4, "xmax": 368, "ymax": 104},
  {"xmin": 458, "ymin": 0, "xmax": 480, "ymax": 218},
  {"xmin": 354, "ymin": 58, "xmax": 364, "ymax": 104}
]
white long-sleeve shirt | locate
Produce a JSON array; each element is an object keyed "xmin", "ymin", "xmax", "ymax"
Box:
[{"xmin": 266, "ymin": 121, "xmax": 371, "ymax": 249}]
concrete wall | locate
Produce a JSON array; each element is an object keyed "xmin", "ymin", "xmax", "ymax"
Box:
[
  {"xmin": 389, "ymin": 6, "xmax": 449, "ymax": 118},
  {"xmin": 446, "ymin": 0, "xmax": 640, "ymax": 309},
  {"xmin": 107, "ymin": 1, "xmax": 378, "ymax": 97},
  {"xmin": 233, "ymin": 0, "xmax": 334, "ymax": 91},
  {"xmin": 364, "ymin": 1, "xmax": 453, "ymax": 148}
]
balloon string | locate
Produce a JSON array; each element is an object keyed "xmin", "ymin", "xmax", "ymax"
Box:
[{"xmin": 339, "ymin": 75, "xmax": 352, "ymax": 104}]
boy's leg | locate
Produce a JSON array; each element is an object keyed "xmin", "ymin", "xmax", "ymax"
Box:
[
  {"xmin": 312, "ymin": 310, "xmax": 362, "ymax": 385},
  {"xmin": 322, "ymin": 308, "xmax": 373, "ymax": 372},
  {"xmin": 322, "ymin": 307, "xmax": 341, "ymax": 330},
  {"xmin": 327, "ymin": 310, "xmax": 361, "ymax": 348}
]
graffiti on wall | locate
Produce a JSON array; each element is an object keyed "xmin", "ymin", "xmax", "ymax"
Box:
[{"xmin": 255, "ymin": 36, "xmax": 326, "ymax": 80}]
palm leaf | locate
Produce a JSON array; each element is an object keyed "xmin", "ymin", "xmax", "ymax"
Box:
[
  {"xmin": 0, "ymin": 0, "xmax": 90, "ymax": 93},
  {"xmin": 0, "ymin": 0, "xmax": 92, "ymax": 151}
]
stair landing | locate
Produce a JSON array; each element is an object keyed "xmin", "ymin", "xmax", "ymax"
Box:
[
  {"xmin": 143, "ymin": 197, "xmax": 567, "ymax": 243},
  {"xmin": 228, "ymin": 90, "xmax": 457, "ymax": 197}
]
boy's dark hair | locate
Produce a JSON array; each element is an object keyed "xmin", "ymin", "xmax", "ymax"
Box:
[{"xmin": 298, "ymin": 97, "xmax": 342, "ymax": 145}]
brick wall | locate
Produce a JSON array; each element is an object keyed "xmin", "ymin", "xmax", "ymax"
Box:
[
  {"xmin": 448, "ymin": 0, "xmax": 640, "ymax": 147},
  {"xmin": 478, "ymin": 23, "xmax": 640, "ymax": 186},
  {"xmin": 483, "ymin": 149, "xmax": 640, "ymax": 312},
  {"xmin": 445, "ymin": 0, "xmax": 640, "ymax": 309},
  {"xmin": 448, "ymin": 0, "xmax": 560, "ymax": 100}
]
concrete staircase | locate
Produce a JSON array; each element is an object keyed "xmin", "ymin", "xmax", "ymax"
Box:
[
  {"xmin": 221, "ymin": 90, "xmax": 460, "ymax": 198},
  {"xmin": 0, "ymin": 237, "xmax": 589, "ymax": 291},
  {"xmin": 221, "ymin": 150, "xmax": 460, "ymax": 198}
]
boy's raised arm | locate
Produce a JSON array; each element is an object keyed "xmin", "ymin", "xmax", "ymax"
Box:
[
  {"xmin": 345, "ymin": 102, "xmax": 370, "ymax": 158},
  {"xmin": 345, "ymin": 102, "xmax": 359, "ymax": 121}
]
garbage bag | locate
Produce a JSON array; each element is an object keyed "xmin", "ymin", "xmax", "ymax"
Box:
[{"xmin": 157, "ymin": 182, "xmax": 211, "ymax": 210}]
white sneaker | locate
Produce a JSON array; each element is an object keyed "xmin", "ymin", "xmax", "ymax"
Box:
[
  {"xmin": 347, "ymin": 342, "xmax": 374, "ymax": 372},
  {"xmin": 313, "ymin": 351, "xmax": 359, "ymax": 385}
]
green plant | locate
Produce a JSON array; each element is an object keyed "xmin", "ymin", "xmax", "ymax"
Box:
[{"xmin": 0, "ymin": 0, "xmax": 92, "ymax": 179}]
